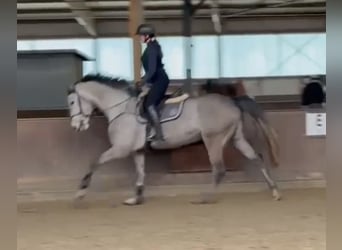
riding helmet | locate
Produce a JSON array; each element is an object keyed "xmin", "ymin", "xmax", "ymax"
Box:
[{"xmin": 136, "ymin": 24, "xmax": 155, "ymax": 36}]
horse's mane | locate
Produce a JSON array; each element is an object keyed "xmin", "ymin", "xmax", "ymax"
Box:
[
  {"xmin": 75, "ymin": 73, "xmax": 139, "ymax": 96},
  {"xmin": 77, "ymin": 73, "xmax": 130, "ymax": 89}
]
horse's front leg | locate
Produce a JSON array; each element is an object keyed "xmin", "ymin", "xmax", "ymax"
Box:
[
  {"xmin": 73, "ymin": 146, "xmax": 130, "ymax": 207},
  {"xmin": 123, "ymin": 151, "xmax": 146, "ymax": 206}
]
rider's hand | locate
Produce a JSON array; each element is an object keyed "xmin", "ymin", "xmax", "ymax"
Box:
[{"xmin": 137, "ymin": 78, "xmax": 146, "ymax": 87}]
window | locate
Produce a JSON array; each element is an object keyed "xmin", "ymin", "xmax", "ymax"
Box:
[
  {"xmin": 17, "ymin": 32, "xmax": 326, "ymax": 80},
  {"xmin": 220, "ymin": 33, "xmax": 326, "ymax": 77},
  {"xmin": 96, "ymin": 38, "xmax": 134, "ymax": 80},
  {"xmin": 220, "ymin": 34, "xmax": 279, "ymax": 77},
  {"xmin": 275, "ymin": 33, "xmax": 326, "ymax": 76},
  {"xmin": 17, "ymin": 40, "xmax": 34, "ymax": 50},
  {"xmin": 17, "ymin": 39, "xmax": 96, "ymax": 75},
  {"xmin": 191, "ymin": 36, "xmax": 220, "ymax": 78},
  {"xmin": 158, "ymin": 37, "xmax": 186, "ymax": 79}
]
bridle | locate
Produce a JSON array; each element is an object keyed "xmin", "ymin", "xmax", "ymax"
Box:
[
  {"xmin": 70, "ymin": 91, "xmax": 91, "ymax": 120},
  {"xmin": 69, "ymin": 89, "xmax": 132, "ymax": 123}
]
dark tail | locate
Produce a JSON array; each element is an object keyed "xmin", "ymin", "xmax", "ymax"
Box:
[
  {"xmin": 233, "ymin": 96, "xmax": 279, "ymax": 168},
  {"xmin": 256, "ymin": 118, "xmax": 280, "ymax": 168}
]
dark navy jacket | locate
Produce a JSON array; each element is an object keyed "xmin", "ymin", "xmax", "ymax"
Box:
[{"xmin": 141, "ymin": 40, "xmax": 168, "ymax": 85}]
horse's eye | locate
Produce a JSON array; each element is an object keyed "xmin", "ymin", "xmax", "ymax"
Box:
[{"xmin": 70, "ymin": 101, "xmax": 75, "ymax": 105}]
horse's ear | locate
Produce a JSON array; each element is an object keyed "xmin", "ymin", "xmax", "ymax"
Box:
[{"xmin": 67, "ymin": 85, "xmax": 75, "ymax": 95}]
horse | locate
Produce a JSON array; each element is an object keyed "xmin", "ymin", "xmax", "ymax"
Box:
[{"xmin": 67, "ymin": 74, "xmax": 281, "ymax": 206}]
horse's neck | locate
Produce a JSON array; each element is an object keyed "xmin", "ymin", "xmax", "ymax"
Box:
[
  {"xmin": 79, "ymin": 83, "xmax": 133, "ymax": 120},
  {"xmin": 101, "ymin": 96, "xmax": 138, "ymax": 123}
]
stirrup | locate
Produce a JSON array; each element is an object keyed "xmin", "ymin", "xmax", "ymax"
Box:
[
  {"xmin": 147, "ymin": 130, "xmax": 156, "ymax": 141},
  {"xmin": 154, "ymin": 130, "xmax": 165, "ymax": 141},
  {"xmin": 147, "ymin": 132, "xmax": 165, "ymax": 142}
]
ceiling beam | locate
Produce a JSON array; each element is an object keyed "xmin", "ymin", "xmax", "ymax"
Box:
[
  {"xmin": 17, "ymin": 15, "xmax": 326, "ymax": 39},
  {"xmin": 210, "ymin": 0, "xmax": 221, "ymax": 33},
  {"xmin": 64, "ymin": 0, "xmax": 97, "ymax": 37},
  {"xmin": 17, "ymin": 7, "xmax": 326, "ymax": 21},
  {"xmin": 17, "ymin": 0, "xmax": 326, "ymax": 9}
]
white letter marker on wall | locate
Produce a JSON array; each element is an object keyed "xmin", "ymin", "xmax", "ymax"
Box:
[{"xmin": 305, "ymin": 112, "xmax": 326, "ymax": 136}]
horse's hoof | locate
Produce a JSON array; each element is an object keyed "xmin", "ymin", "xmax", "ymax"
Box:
[
  {"xmin": 191, "ymin": 194, "xmax": 218, "ymax": 205},
  {"xmin": 272, "ymin": 189, "xmax": 282, "ymax": 201},
  {"xmin": 191, "ymin": 199, "xmax": 218, "ymax": 205},
  {"xmin": 110, "ymin": 201, "xmax": 118, "ymax": 208},
  {"xmin": 123, "ymin": 197, "xmax": 144, "ymax": 206},
  {"xmin": 74, "ymin": 189, "xmax": 86, "ymax": 200},
  {"xmin": 72, "ymin": 198, "xmax": 88, "ymax": 209}
]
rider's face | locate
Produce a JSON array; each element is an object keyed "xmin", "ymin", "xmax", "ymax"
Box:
[{"xmin": 140, "ymin": 35, "xmax": 146, "ymax": 43}]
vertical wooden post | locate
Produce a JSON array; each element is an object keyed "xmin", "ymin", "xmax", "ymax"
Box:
[
  {"xmin": 210, "ymin": 0, "xmax": 222, "ymax": 81},
  {"xmin": 182, "ymin": 0, "xmax": 205, "ymax": 95},
  {"xmin": 129, "ymin": 0, "xmax": 144, "ymax": 82},
  {"xmin": 93, "ymin": 38, "xmax": 99, "ymax": 73},
  {"xmin": 183, "ymin": 0, "xmax": 193, "ymax": 95}
]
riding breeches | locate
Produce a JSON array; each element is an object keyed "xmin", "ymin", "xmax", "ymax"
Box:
[{"xmin": 144, "ymin": 77, "xmax": 169, "ymax": 109}]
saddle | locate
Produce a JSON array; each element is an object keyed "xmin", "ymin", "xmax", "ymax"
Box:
[{"xmin": 137, "ymin": 87, "xmax": 189, "ymax": 124}]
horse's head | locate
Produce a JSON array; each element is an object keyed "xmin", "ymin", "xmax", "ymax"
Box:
[
  {"xmin": 67, "ymin": 85, "xmax": 94, "ymax": 132},
  {"xmin": 67, "ymin": 74, "xmax": 136, "ymax": 131}
]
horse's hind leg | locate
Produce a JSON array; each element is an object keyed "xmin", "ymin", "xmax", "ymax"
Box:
[
  {"xmin": 193, "ymin": 127, "xmax": 236, "ymax": 204},
  {"xmin": 233, "ymin": 122, "xmax": 281, "ymax": 200},
  {"xmin": 258, "ymin": 154, "xmax": 282, "ymax": 201}
]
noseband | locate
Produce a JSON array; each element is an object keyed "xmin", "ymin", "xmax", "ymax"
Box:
[
  {"xmin": 70, "ymin": 91, "xmax": 91, "ymax": 119},
  {"xmin": 69, "ymin": 89, "xmax": 131, "ymax": 122}
]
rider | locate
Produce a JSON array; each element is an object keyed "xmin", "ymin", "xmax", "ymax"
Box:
[{"xmin": 136, "ymin": 23, "xmax": 170, "ymax": 141}]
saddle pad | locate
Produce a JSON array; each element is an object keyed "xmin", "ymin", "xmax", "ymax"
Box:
[{"xmin": 137, "ymin": 100, "xmax": 186, "ymax": 124}]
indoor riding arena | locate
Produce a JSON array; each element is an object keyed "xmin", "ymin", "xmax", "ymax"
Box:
[{"xmin": 17, "ymin": 1, "xmax": 326, "ymax": 249}]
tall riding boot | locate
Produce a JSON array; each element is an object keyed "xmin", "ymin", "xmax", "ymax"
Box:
[{"xmin": 147, "ymin": 106, "xmax": 165, "ymax": 141}]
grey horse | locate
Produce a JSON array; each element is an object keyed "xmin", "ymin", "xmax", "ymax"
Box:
[{"xmin": 67, "ymin": 74, "xmax": 281, "ymax": 205}]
